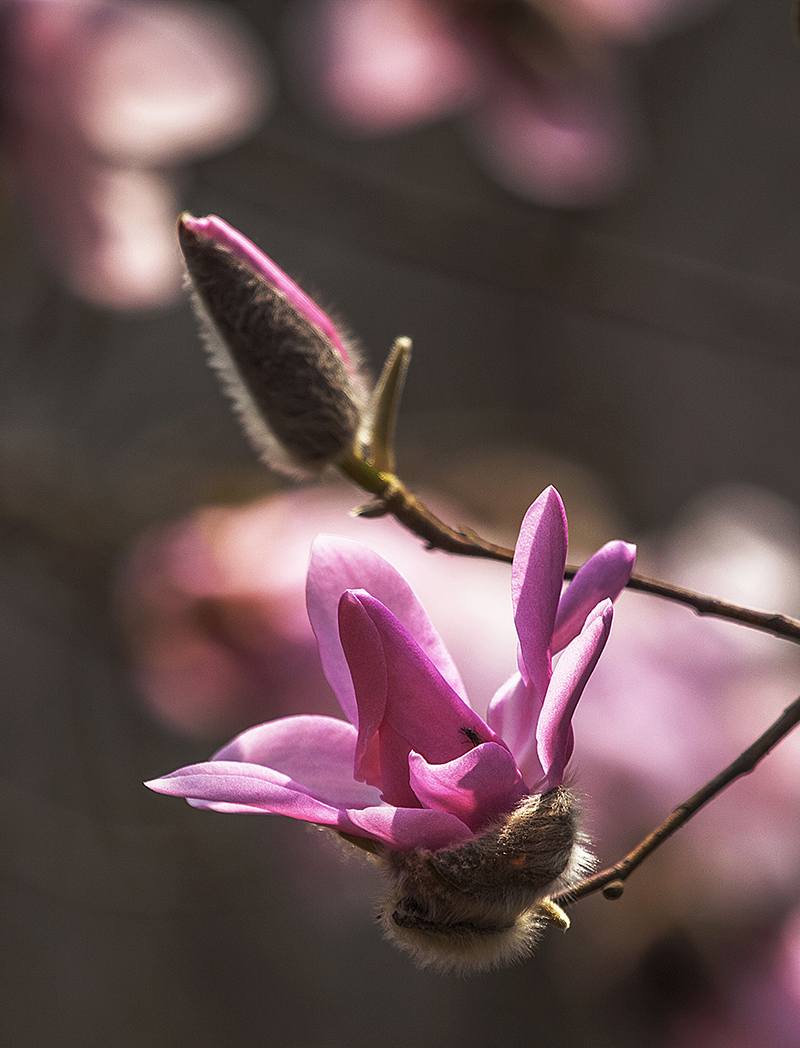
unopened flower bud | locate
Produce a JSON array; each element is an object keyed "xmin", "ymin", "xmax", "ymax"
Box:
[{"xmin": 178, "ymin": 213, "xmax": 366, "ymax": 475}]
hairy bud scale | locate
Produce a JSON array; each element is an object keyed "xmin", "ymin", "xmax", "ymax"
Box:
[
  {"xmin": 376, "ymin": 786, "xmax": 590, "ymax": 973},
  {"xmin": 178, "ymin": 217, "xmax": 363, "ymax": 475}
]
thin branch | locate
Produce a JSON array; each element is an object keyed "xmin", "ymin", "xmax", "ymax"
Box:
[
  {"xmin": 550, "ymin": 690, "xmax": 800, "ymax": 907},
  {"xmin": 594, "ymin": 571, "xmax": 800, "ymax": 643},
  {"xmin": 337, "ymin": 452, "xmax": 800, "ymax": 644},
  {"xmin": 338, "ymin": 452, "xmax": 514, "ymax": 563}
]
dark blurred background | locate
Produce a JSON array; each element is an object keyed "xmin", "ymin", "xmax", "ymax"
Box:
[{"xmin": 2, "ymin": 0, "xmax": 800, "ymax": 1045}]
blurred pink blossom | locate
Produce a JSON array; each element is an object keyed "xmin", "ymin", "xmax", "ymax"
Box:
[
  {"xmin": 576, "ymin": 486, "xmax": 800, "ymax": 917},
  {"xmin": 666, "ymin": 904, "xmax": 800, "ymax": 1048},
  {"xmin": 117, "ymin": 484, "xmax": 536, "ymax": 737},
  {"xmin": 286, "ymin": 0, "xmax": 724, "ymax": 206},
  {"xmin": 2, "ymin": 0, "xmax": 270, "ymax": 308}
]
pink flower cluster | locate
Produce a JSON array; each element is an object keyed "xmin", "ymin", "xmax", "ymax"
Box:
[{"xmin": 148, "ymin": 486, "xmax": 634, "ymax": 857}]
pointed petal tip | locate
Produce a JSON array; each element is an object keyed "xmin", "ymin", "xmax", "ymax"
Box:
[
  {"xmin": 540, "ymin": 484, "xmax": 565, "ymax": 511},
  {"xmin": 582, "ymin": 597, "xmax": 614, "ymax": 636},
  {"xmin": 337, "ymin": 586, "xmax": 368, "ymax": 617},
  {"xmin": 523, "ymin": 485, "xmax": 568, "ymax": 537}
]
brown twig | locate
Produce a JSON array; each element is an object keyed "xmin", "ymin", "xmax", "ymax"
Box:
[
  {"xmin": 337, "ymin": 452, "xmax": 800, "ymax": 645},
  {"xmin": 550, "ymin": 690, "xmax": 800, "ymax": 906},
  {"xmin": 338, "ymin": 452, "xmax": 514, "ymax": 562},
  {"xmin": 593, "ymin": 571, "xmax": 800, "ymax": 643}
]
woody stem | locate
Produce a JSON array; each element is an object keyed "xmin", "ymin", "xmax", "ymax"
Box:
[
  {"xmin": 551, "ymin": 690, "xmax": 800, "ymax": 906},
  {"xmin": 337, "ymin": 451, "xmax": 800, "ymax": 645}
]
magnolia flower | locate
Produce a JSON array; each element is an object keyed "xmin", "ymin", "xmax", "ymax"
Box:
[
  {"xmin": 178, "ymin": 213, "xmax": 368, "ymax": 474},
  {"xmin": 148, "ymin": 486, "xmax": 635, "ymax": 971}
]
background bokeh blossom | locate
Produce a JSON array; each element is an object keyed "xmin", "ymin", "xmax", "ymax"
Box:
[
  {"xmin": 116, "ymin": 484, "xmax": 525, "ymax": 737},
  {"xmin": 1, "ymin": 0, "xmax": 270, "ymax": 308},
  {"xmin": 286, "ymin": 0, "xmax": 727, "ymax": 206}
]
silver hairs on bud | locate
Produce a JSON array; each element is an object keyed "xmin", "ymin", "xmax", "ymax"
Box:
[
  {"xmin": 378, "ymin": 787, "xmax": 592, "ymax": 973},
  {"xmin": 179, "ymin": 222, "xmax": 364, "ymax": 476}
]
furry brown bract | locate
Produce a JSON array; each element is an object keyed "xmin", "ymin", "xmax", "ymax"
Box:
[
  {"xmin": 379, "ymin": 786, "xmax": 591, "ymax": 973},
  {"xmin": 179, "ymin": 219, "xmax": 364, "ymax": 476}
]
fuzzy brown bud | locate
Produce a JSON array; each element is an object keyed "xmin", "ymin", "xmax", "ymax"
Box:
[{"xmin": 178, "ymin": 214, "xmax": 365, "ymax": 475}]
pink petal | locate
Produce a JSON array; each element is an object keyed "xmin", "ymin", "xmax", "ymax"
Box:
[
  {"xmin": 212, "ymin": 715, "xmax": 382, "ymax": 809},
  {"xmin": 408, "ymin": 742, "xmax": 527, "ymax": 833},
  {"xmin": 486, "ymin": 669, "xmax": 545, "ymax": 786},
  {"xmin": 553, "ymin": 540, "xmax": 636, "ymax": 651},
  {"xmin": 535, "ymin": 599, "xmax": 614, "ymax": 789},
  {"xmin": 512, "ymin": 487, "xmax": 568, "ymax": 699},
  {"xmin": 346, "ymin": 805, "xmax": 474, "ymax": 852},
  {"xmin": 147, "ymin": 762, "xmax": 471, "ymax": 850},
  {"xmin": 338, "ymin": 591, "xmax": 500, "ymax": 804},
  {"xmin": 179, "ymin": 214, "xmax": 353, "ymax": 367},
  {"xmin": 146, "ymin": 760, "xmax": 363, "ymax": 818},
  {"xmin": 307, "ymin": 534, "xmax": 467, "ymax": 725}
]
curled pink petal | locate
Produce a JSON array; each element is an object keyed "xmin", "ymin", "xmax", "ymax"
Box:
[
  {"xmin": 535, "ymin": 600, "xmax": 614, "ymax": 789},
  {"xmin": 486, "ymin": 670, "xmax": 546, "ymax": 788},
  {"xmin": 408, "ymin": 743, "xmax": 527, "ymax": 832},
  {"xmin": 554, "ymin": 540, "xmax": 636, "ymax": 651},
  {"xmin": 336, "ymin": 590, "xmax": 390, "ymax": 783},
  {"xmin": 147, "ymin": 760, "xmax": 364, "ymax": 818},
  {"xmin": 147, "ymin": 762, "xmax": 471, "ymax": 851},
  {"xmin": 307, "ymin": 534, "xmax": 467, "ymax": 726},
  {"xmin": 339, "ymin": 588, "xmax": 495, "ymax": 807},
  {"xmin": 340, "ymin": 591, "xmax": 499, "ymax": 768},
  {"xmin": 346, "ymin": 804, "xmax": 474, "ymax": 852},
  {"xmin": 212, "ymin": 715, "xmax": 382, "ymax": 809},
  {"xmin": 512, "ymin": 487, "xmax": 568, "ymax": 698}
]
